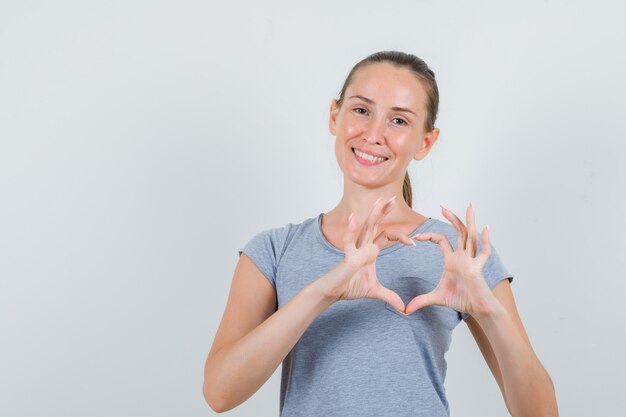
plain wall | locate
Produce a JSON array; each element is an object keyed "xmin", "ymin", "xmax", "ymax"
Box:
[{"xmin": 1, "ymin": 0, "xmax": 625, "ymax": 416}]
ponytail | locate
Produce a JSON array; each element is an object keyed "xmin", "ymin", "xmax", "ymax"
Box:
[{"xmin": 402, "ymin": 171, "xmax": 412, "ymax": 208}]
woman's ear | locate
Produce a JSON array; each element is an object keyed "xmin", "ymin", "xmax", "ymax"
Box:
[
  {"xmin": 414, "ymin": 128, "xmax": 440, "ymax": 160},
  {"xmin": 329, "ymin": 99, "xmax": 339, "ymax": 136}
]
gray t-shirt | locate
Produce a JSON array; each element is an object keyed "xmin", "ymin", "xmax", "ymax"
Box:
[{"xmin": 238, "ymin": 213, "xmax": 513, "ymax": 417}]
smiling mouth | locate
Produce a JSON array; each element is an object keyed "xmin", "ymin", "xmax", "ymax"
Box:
[{"xmin": 352, "ymin": 147, "xmax": 388, "ymax": 165}]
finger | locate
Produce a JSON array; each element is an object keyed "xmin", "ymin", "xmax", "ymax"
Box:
[
  {"xmin": 358, "ymin": 197, "xmax": 380, "ymax": 246},
  {"xmin": 364, "ymin": 196, "xmax": 396, "ymax": 244},
  {"xmin": 361, "ymin": 197, "xmax": 383, "ymax": 245},
  {"xmin": 441, "ymin": 204, "xmax": 468, "ymax": 251},
  {"xmin": 381, "ymin": 195, "xmax": 396, "ymax": 216},
  {"xmin": 475, "ymin": 225, "xmax": 492, "ymax": 266},
  {"xmin": 404, "ymin": 291, "xmax": 441, "ymax": 315},
  {"xmin": 343, "ymin": 212, "xmax": 358, "ymax": 252},
  {"xmin": 411, "ymin": 232, "xmax": 454, "ymax": 255},
  {"xmin": 466, "ymin": 202, "xmax": 478, "ymax": 258},
  {"xmin": 373, "ymin": 286, "xmax": 405, "ymax": 313},
  {"xmin": 373, "ymin": 229, "xmax": 416, "ymax": 249}
]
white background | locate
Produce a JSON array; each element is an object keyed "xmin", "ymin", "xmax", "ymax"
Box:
[{"xmin": 1, "ymin": 1, "xmax": 625, "ymax": 416}]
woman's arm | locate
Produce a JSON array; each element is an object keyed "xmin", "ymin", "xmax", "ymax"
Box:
[
  {"xmin": 405, "ymin": 203, "xmax": 558, "ymax": 417},
  {"xmin": 204, "ymin": 196, "xmax": 411, "ymax": 413},
  {"xmin": 468, "ymin": 279, "xmax": 558, "ymax": 417},
  {"xmin": 203, "ymin": 254, "xmax": 351, "ymax": 412}
]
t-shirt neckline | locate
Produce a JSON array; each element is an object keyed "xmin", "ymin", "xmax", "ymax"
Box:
[{"xmin": 315, "ymin": 212, "xmax": 434, "ymax": 256}]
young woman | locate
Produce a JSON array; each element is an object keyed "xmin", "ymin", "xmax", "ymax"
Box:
[{"xmin": 203, "ymin": 51, "xmax": 558, "ymax": 417}]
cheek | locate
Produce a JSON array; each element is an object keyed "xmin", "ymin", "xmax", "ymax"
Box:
[
  {"xmin": 337, "ymin": 115, "xmax": 363, "ymax": 139},
  {"xmin": 389, "ymin": 136, "xmax": 419, "ymax": 159},
  {"xmin": 344, "ymin": 122, "xmax": 361, "ymax": 137},
  {"xmin": 393, "ymin": 133, "xmax": 414, "ymax": 146}
]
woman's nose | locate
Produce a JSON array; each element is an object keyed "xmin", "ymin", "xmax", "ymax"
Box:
[{"xmin": 363, "ymin": 117, "xmax": 387, "ymax": 144}]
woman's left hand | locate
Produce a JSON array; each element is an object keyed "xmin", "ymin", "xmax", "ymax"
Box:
[{"xmin": 404, "ymin": 202, "xmax": 502, "ymax": 319}]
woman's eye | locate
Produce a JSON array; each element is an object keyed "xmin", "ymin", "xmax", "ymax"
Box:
[
  {"xmin": 393, "ymin": 117, "xmax": 407, "ymax": 126},
  {"xmin": 354, "ymin": 107, "xmax": 367, "ymax": 114}
]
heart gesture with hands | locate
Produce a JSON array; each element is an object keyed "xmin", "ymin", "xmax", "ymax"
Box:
[
  {"xmin": 404, "ymin": 203, "xmax": 501, "ymax": 319},
  {"xmin": 323, "ymin": 195, "xmax": 415, "ymax": 313}
]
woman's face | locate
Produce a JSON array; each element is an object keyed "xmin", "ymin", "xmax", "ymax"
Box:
[{"xmin": 329, "ymin": 62, "xmax": 439, "ymax": 188}]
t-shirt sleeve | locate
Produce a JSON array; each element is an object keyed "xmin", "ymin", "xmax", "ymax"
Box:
[
  {"xmin": 238, "ymin": 225, "xmax": 290, "ymax": 290},
  {"xmin": 459, "ymin": 240, "xmax": 514, "ymax": 321}
]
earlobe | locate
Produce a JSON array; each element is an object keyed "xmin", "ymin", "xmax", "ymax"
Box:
[
  {"xmin": 329, "ymin": 99, "xmax": 338, "ymax": 136},
  {"xmin": 414, "ymin": 128, "xmax": 440, "ymax": 160},
  {"xmin": 431, "ymin": 128, "xmax": 441, "ymax": 144},
  {"xmin": 413, "ymin": 138, "xmax": 429, "ymax": 160}
]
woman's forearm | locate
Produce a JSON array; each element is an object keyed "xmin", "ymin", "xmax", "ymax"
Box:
[
  {"xmin": 203, "ymin": 262, "xmax": 351, "ymax": 413},
  {"xmin": 475, "ymin": 304, "xmax": 558, "ymax": 417}
]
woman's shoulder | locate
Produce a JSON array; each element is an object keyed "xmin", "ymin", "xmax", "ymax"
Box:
[
  {"xmin": 418, "ymin": 215, "xmax": 475, "ymax": 249},
  {"xmin": 421, "ymin": 215, "xmax": 500, "ymax": 255},
  {"xmin": 423, "ymin": 216, "xmax": 456, "ymax": 236},
  {"xmin": 245, "ymin": 213, "xmax": 319, "ymax": 248}
]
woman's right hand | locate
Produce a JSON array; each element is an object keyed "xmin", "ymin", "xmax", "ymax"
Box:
[{"xmin": 319, "ymin": 196, "xmax": 416, "ymax": 313}]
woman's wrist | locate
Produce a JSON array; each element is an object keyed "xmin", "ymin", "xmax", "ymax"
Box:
[
  {"xmin": 313, "ymin": 259, "xmax": 359, "ymax": 304},
  {"xmin": 471, "ymin": 294, "xmax": 507, "ymax": 323}
]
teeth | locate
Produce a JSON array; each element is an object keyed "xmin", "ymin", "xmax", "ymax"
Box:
[{"xmin": 354, "ymin": 148, "xmax": 386, "ymax": 163}]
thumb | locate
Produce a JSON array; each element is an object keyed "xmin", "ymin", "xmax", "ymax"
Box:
[
  {"xmin": 404, "ymin": 291, "xmax": 440, "ymax": 316},
  {"xmin": 373, "ymin": 285, "xmax": 405, "ymax": 313}
]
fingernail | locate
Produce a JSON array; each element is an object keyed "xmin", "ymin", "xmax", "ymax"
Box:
[
  {"xmin": 348, "ymin": 212, "xmax": 354, "ymax": 223},
  {"xmin": 411, "ymin": 240, "xmax": 416, "ymax": 246},
  {"xmin": 375, "ymin": 197, "xmax": 382, "ymax": 205},
  {"xmin": 389, "ymin": 195, "xmax": 397, "ymax": 203}
]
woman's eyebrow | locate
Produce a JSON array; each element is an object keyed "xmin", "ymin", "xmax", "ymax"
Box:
[{"xmin": 347, "ymin": 95, "xmax": 418, "ymax": 116}]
